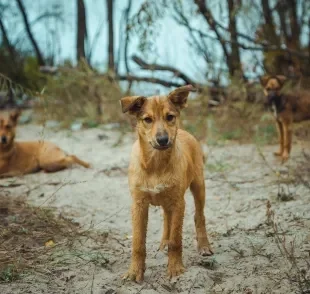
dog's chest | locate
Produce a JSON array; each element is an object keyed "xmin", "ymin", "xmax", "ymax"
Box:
[
  {"xmin": 135, "ymin": 173, "xmax": 177, "ymax": 206},
  {"xmin": 271, "ymin": 101, "xmax": 278, "ymax": 118}
]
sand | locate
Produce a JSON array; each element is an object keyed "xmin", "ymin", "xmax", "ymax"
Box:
[{"xmin": 0, "ymin": 124, "xmax": 309, "ymax": 294}]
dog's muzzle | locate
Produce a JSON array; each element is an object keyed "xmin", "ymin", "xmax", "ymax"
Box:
[{"xmin": 1, "ymin": 136, "xmax": 7, "ymax": 144}]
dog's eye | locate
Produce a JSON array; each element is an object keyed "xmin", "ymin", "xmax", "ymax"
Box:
[
  {"xmin": 143, "ymin": 117, "xmax": 153, "ymax": 124},
  {"xmin": 5, "ymin": 125, "xmax": 11, "ymax": 130},
  {"xmin": 166, "ymin": 115, "xmax": 175, "ymax": 122},
  {"xmin": 266, "ymin": 87, "xmax": 271, "ymax": 91}
]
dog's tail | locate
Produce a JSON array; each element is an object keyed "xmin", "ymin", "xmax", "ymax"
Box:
[{"xmin": 69, "ymin": 155, "xmax": 90, "ymax": 168}]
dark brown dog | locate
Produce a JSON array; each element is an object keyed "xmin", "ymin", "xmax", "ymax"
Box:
[
  {"xmin": 260, "ymin": 75, "xmax": 310, "ymax": 161},
  {"xmin": 120, "ymin": 85, "xmax": 213, "ymax": 282}
]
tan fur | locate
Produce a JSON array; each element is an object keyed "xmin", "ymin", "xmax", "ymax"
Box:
[
  {"xmin": 260, "ymin": 75, "xmax": 310, "ymax": 161},
  {"xmin": 120, "ymin": 85, "xmax": 213, "ymax": 282},
  {"xmin": 0, "ymin": 110, "xmax": 90, "ymax": 178}
]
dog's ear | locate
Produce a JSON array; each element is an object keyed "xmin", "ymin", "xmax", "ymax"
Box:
[
  {"xmin": 276, "ymin": 75, "xmax": 287, "ymax": 85},
  {"xmin": 9, "ymin": 110, "xmax": 21, "ymax": 125},
  {"xmin": 259, "ymin": 75, "xmax": 270, "ymax": 86},
  {"xmin": 167, "ymin": 85, "xmax": 194, "ymax": 110},
  {"xmin": 120, "ymin": 96, "xmax": 146, "ymax": 115}
]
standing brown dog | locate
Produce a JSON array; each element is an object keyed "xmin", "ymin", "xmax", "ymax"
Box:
[
  {"xmin": 120, "ymin": 85, "xmax": 213, "ymax": 282},
  {"xmin": 0, "ymin": 110, "xmax": 90, "ymax": 178},
  {"xmin": 260, "ymin": 75, "xmax": 310, "ymax": 161}
]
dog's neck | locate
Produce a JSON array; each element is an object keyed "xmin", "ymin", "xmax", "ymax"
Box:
[
  {"xmin": 138, "ymin": 134, "xmax": 177, "ymax": 172},
  {"xmin": 0, "ymin": 142, "xmax": 16, "ymax": 160}
]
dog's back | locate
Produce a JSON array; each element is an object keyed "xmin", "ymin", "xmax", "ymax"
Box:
[{"xmin": 287, "ymin": 90, "xmax": 310, "ymax": 122}]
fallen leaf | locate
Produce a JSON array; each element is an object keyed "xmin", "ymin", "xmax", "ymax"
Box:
[{"xmin": 45, "ymin": 240, "xmax": 55, "ymax": 247}]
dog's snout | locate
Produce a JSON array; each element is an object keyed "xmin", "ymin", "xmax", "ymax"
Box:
[
  {"xmin": 1, "ymin": 136, "xmax": 7, "ymax": 144},
  {"xmin": 156, "ymin": 133, "xmax": 169, "ymax": 146}
]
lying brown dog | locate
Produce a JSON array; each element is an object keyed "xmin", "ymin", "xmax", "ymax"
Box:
[
  {"xmin": 120, "ymin": 85, "xmax": 213, "ymax": 282},
  {"xmin": 0, "ymin": 110, "xmax": 90, "ymax": 178},
  {"xmin": 260, "ymin": 75, "xmax": 310, "ymax": 161}
]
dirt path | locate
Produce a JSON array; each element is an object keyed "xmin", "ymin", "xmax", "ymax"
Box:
[{"xmin": 0, "ymin": 124, "xmax": 309, "ymax": 294}]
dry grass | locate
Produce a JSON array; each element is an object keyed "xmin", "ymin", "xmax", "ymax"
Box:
[
  {"xmin": 181, "ymin": 91, "xmax": 278, "ymax": 146},
  {"xmin": 266, "ymin": 202, "xmax": 310, "ymax": 293},
  {"xmin": 0, "ymin": 194, "xmax": 108, "ymax": 283},
  {"xmin": 34, "ymin": 62, "xmax": 125, "ymax": 128}
]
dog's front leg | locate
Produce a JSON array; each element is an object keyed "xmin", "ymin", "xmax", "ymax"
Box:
[
  {"xmin": 123, "ymin": 197, "xmax": 149, "ymax": 283},
  {"xmin": 282, "ymin": 121, "xmax": 292, "ymax": 161},
  {"xmin": 274, "ymin": 120, "xmax": 284, "ymax": 156},
  {"xmin": 167, "ymin": 200, "xmax": 185, "ymax": 278},
  {"xmin": 159, "ymin": 208, "xmax": 172, "ymax": 251}
]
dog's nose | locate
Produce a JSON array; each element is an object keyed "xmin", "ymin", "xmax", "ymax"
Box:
[
  {"xmin": 156, "ymin": 134, "xmax": 169, "ymax": 146},
  {"xmin": 1, "ymin": 136, "xmax": 7, "ymax": 144}
]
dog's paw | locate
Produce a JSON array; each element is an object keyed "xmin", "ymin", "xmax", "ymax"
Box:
[
  {"xmin": 273, "ymin": 151, "xmax": 283, "ymax": 157},
  {"xmin": 159, "ymin": 240, "xmax": 169, "ymax": 251},
  {"xmin": 167, "ymin": 262, "xmax": 185, "ymax": 279},
  {"xmin": 198, "ymin": 245, "xmax": 214, "ymax": 256},
  {"xmin": 122, "ymin": 267, "xmax": 144, "ymax": 283},
  {"xmin": 281, "ymin": 153, "xmax": 289, "ymax": 162}
]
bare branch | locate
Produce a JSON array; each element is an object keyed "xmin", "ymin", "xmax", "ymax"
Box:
[
  {"xmin": 117, "ymin": 75, "xmax": 185, "ymax": 88},
  {"xmin": 16, "ymin": 0, "xmax": 45, "ymax": 65},
  {"xmin": 194, "ymin": 0, "xmax": 230, "ymax": 61},
  {"xmin": 132, "ymin": 55, "xmax": 194, "ymax": 85}
]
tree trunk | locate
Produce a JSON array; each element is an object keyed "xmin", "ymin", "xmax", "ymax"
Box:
[
  {"xmin": 0, "ymin": 18, "xmax": 16, "ymax": 63},
  {"xmin": 288, "ymin": 0, "xmax": 300, "ymax": 50},
  {"xmin": 76, "ymin": 0, "xmax": 87, "ymax": 62},
  {"xmin": 124, "ymin": 0, "xmax": 132, "ymax": 74},
  {"xmin": 16, "ymin": 0, "xmax": 45, "ymax": 66},
  {"xmin": 261, "ymin": 0, "xmax": 279, "ymax": 46},
  {"xmin": 227, "ymin": 0, "xmax": 242, "ymax": 77},
  {"xmin": 106, "ymin": 0, "xmax": 115, "ymax": 72}
]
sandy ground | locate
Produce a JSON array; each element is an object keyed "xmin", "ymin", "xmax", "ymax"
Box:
[{"xmin": 0, "ymin": 124, "xmax": 310, "ymax": 294}]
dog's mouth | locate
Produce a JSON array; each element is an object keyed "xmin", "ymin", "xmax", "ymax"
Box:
[{"xmin": 150, "ymin": 142, "xmax": 172, "ymax": 151}]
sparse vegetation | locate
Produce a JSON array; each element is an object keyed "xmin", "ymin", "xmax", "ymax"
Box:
[{"xmin": 0, "ymin": 194, "xmax": 110, "ymax": 283}]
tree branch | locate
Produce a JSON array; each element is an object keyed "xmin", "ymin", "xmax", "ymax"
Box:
[
  {"xmin": 16, "ymin": 0, "xmax": 45, "ymax": 66},
  {"xmin": 193, "ymin": 0, "xmax": 230, "ymax": 62},
  {"xmin": 117, "ymin": 75, "xmax": 185, "ymax": 88},
  {"xmin": 132, "ymin": 55, "xmax": 194, "ymax": 85}
]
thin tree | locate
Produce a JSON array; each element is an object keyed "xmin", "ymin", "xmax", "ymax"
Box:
[
  {"xmin": 16, "ymin": 0, "xmax": 45, "ymax": 65},
  {"xmin": 76, "ymin": 0, "xmax": 88, "ymax": 62},
  {"xmin": 106, "ymin": 0, "xmax": 115, "ymax": 72}
]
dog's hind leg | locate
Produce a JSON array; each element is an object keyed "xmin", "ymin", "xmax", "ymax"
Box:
[
  {"xmin": 41, "ymin": 155, "xmax": 89, "ymax": 172},
  {"xmin": 274, "ymin": 121, "xmax": 284, "ymax": 156},
  {"xmin": 190, "ymin": 176, "xmax": 213, "ymax": 256}
]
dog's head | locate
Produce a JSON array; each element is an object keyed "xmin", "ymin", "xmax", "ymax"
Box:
[
  {"xmin": 0, "ymin": 110, "xmax": 21, "ymax": 149},
  {"xmin": 120, "ymin": 85, "xmax": 193, "ymax": 151},
  {"xmin": 260, "ymin": 75, "xmax": 287, "ymax": 105}
]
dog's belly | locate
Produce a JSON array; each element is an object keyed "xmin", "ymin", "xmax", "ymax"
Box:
[{"xmin": 293, "ymin": 112, "xmax": 310, "ymax": 123}]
